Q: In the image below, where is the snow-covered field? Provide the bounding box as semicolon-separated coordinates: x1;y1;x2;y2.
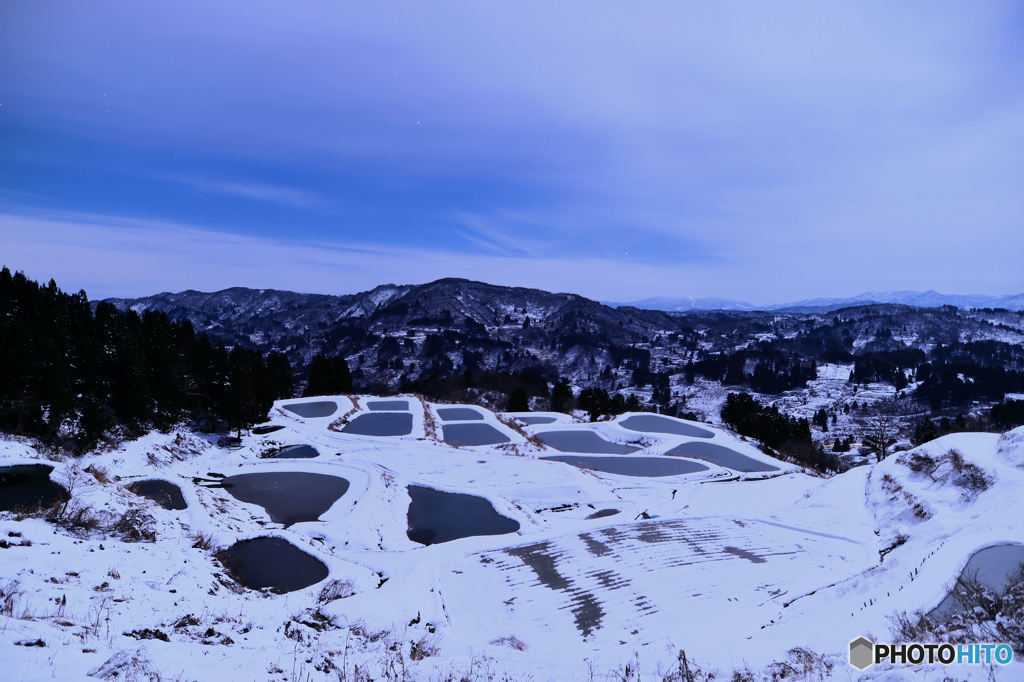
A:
1;396;1022;681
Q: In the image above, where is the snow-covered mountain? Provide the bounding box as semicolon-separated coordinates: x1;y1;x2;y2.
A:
101;280;1024;410
618;289;1024;313
607;295;758;312
774;290;1024;312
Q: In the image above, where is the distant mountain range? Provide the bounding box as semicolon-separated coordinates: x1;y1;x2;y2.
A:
614;290;1024;313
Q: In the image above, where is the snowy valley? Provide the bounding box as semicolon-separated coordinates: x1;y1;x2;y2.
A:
2;395;1022;680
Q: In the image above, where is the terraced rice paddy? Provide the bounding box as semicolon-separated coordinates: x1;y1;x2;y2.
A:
542;455;707;477
342;412;413;436
665;442;778;472
126;479;187;510
282;401;338;418
437;407;485;421
441;423;510;446
535;431;639;455
460;517;862;639
619;414;714;438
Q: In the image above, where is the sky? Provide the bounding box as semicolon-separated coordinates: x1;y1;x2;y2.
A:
1;1;1022;304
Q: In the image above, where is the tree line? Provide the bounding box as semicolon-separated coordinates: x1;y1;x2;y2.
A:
720;392;840;472
0;268;294;451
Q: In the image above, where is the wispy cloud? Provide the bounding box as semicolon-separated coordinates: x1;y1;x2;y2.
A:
162;175;332;211
1;209;1022;303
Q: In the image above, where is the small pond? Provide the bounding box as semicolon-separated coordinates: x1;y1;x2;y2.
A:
619;414;714;438
586;508;620;520
517;415;557;425
437;407;485;421
0;464;69;512
441;423;510;446
253;424;284;435
931;544;1024;618
665;442;779;472
407;485;520;545
217;472;349;527
126;480;187;510
542;455;708;478
265;444;320;459
535;430;639;455
367;399;410;411
281;401;338;418
216;537;328;593
342;413;413;437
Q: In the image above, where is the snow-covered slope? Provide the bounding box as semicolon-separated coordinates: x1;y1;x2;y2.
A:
1;404;1021;680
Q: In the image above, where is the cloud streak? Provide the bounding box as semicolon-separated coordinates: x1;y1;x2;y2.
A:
1;209;1021;304
1;2;1022;299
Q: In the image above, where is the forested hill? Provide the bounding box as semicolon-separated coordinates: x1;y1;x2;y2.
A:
0;268;293;451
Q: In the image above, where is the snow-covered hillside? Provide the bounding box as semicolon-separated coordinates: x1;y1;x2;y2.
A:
1;398;1021;680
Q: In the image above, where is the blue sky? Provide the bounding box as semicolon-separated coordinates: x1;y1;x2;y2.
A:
1;1;1022;302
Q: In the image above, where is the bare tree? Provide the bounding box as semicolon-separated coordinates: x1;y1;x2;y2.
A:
862;410;898;462
58;464;84;518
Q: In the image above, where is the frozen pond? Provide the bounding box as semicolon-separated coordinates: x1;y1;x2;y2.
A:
265;444;320;459
441;423;510;446
281;401;338;418
215;472;349;527
931;544;1024;618
437;407;484;421
342;412;413;436
518;415;557;425
126;480;187;510
216;537;328;593
619;414;714;438
366;399;409;411
665;442;778;472
252;424;284;435
0;464;68;512
407;485;520;545
543;455;708;478
535;430;639;455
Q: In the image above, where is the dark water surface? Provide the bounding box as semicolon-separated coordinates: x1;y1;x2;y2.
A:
543;455;708;477
407;485;519;545
126;479;187;510
535;431;639;454
665;442;778;472
266;444;320;459
366;400;410;411
282;401;338;418
217;537;328;593
931;544;1024;617
518;415;557;425
441;423;510;446
220;472;350;526
342;413;413;436
437;407;485;421
619;414;714;438
0;464;69;512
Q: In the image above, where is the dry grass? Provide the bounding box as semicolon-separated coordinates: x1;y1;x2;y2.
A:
328;397;362;433
84;464;110;484
191;532;215;550
420;396;439;441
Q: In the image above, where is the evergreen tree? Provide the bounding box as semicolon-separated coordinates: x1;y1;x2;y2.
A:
550;381;573;412
0;268;291;449
506;387;529;412
305;353;352;396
